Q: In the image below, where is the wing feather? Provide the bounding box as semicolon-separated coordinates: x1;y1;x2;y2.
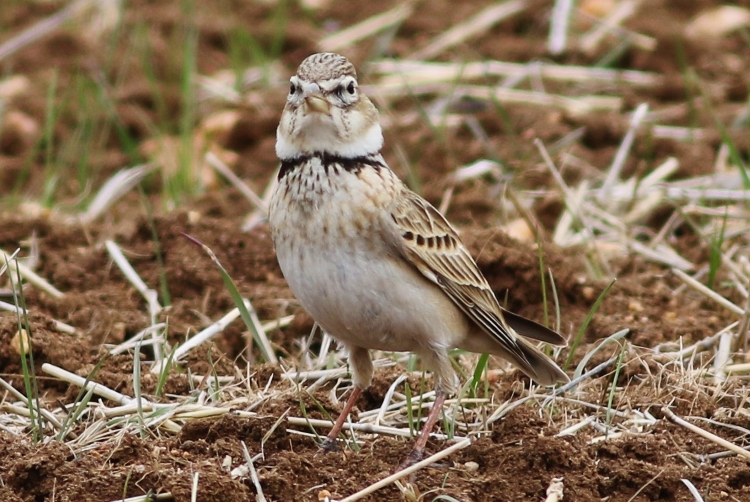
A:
391;191;535;365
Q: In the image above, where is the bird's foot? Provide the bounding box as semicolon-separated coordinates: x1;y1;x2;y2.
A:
393;448;424;473
318;437;340;454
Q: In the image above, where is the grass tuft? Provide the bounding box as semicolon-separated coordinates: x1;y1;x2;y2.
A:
8;256;43;442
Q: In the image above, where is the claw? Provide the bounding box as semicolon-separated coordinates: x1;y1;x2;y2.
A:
394;448;424;473
319;437;340;454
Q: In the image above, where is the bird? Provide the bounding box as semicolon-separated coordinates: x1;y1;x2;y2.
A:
268;52;568;470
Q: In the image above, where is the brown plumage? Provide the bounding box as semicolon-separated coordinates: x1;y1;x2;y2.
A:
269;52;568;470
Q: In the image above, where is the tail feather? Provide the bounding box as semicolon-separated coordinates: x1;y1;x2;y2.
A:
481;335;568;386
514;338;569;386
501;308;567;346
500;310;568;385
458;313;569;386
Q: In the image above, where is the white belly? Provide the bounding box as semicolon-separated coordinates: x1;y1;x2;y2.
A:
268;159;469;354
277;235;466;352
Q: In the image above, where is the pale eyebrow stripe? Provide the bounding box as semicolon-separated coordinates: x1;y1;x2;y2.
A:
316;78;348;92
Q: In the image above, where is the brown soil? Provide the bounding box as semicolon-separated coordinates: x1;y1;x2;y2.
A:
2;0;750;501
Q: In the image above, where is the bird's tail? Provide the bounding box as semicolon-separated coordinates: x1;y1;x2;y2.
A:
512;337;569;386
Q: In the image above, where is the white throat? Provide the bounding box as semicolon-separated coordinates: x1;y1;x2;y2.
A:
276;119;383;160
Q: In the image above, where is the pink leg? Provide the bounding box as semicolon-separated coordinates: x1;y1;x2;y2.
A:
396;389;447;471
320;386;363;452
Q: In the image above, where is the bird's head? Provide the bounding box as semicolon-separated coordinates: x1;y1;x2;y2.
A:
276;53;383;160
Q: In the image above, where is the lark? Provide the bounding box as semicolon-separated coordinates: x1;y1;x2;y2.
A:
269;53;568;469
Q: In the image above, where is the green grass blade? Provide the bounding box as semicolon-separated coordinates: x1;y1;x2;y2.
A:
605;341;627;432
297;397;322;443
155;345;177;397
537;233;549;327
404;383;414;438
469;353;489;399
8;256;43;441
133;340;145;438
564;278;616;371
707;210;728;291
140;189;171;306
182;233;277;363
57;356;109;441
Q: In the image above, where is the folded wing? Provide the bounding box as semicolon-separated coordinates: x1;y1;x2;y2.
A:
390;190;567;384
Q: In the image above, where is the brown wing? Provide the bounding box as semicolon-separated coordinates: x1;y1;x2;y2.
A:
389;190;569;384
390;191;548;365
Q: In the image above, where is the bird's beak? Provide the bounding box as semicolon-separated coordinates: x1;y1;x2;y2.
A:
305;95;330;114
302;83;330;115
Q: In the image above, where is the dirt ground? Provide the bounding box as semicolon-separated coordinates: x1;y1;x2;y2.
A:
1;0;750;501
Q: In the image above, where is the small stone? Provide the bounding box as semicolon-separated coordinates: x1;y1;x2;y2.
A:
685;6;750;39
0;75;31;99
230;464;250;479
465;461;479;472
222;455;232;471
10;329;30;356
111;322;127;343
628;300;643;312
504;218;534;243
582;286;596;301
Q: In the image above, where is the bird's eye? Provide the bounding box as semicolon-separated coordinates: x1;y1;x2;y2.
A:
346;81;355;94
289;83;296;95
